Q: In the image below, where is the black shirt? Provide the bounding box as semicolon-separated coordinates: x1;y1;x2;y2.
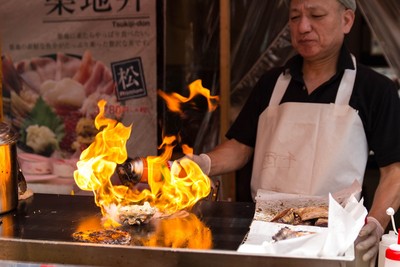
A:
226;45;400;167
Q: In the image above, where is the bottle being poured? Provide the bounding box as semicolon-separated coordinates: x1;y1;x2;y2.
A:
116;157;186;188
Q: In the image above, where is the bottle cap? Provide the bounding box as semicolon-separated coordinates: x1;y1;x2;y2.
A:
386;244;400;261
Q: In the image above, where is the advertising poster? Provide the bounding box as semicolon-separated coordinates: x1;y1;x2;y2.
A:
0;0;163;178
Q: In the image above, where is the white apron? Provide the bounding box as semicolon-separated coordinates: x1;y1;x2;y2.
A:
251;57;368;199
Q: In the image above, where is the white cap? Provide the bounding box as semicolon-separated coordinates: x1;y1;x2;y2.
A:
338;0;356;11
284;0;356;11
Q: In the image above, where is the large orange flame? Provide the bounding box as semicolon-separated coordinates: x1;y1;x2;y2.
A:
74;80;218;227
158;79;219;114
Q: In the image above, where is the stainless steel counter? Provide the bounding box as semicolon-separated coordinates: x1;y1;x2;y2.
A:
0;194;352;267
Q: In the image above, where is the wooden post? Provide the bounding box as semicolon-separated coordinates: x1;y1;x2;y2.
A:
0;39;3;122
219;0;235;201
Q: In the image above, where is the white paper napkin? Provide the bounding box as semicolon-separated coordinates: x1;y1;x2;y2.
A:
319;194;368;257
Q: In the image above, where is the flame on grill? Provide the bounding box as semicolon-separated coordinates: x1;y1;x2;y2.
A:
74;80;218;228
140;212;212;249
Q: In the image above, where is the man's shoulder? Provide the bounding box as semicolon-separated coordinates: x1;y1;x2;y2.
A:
354;63;399;99
356;63;396;85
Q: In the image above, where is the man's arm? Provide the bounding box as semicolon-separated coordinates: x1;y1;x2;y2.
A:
369;162;400;228
206;139;254;176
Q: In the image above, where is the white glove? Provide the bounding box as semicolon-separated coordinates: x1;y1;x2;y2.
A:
179;153;218;200
183;153;211;175
355;216;384;267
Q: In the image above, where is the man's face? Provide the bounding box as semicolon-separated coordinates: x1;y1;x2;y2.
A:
289;0;354;61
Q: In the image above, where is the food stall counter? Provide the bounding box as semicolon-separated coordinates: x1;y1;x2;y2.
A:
0;194;357;267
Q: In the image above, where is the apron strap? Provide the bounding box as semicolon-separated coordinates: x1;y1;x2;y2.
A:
334;55;357;105
269;71;291;106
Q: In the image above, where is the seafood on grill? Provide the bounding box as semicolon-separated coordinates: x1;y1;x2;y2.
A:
118;203;158;226
272;226;316;241
72;229;131;245
105;202;159;226
271;206;329;227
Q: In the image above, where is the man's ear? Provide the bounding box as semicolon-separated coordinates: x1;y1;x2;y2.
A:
342;9;355;34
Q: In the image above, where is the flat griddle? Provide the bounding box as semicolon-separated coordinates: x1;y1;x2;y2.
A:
0;194;353;267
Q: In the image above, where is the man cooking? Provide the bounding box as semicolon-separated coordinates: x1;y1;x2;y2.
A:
190;0;400;266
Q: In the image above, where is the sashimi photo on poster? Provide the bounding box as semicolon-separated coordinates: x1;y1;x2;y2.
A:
0;0;164;178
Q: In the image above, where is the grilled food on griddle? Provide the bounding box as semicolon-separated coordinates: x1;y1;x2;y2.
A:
272;226;316;241
72;229;131;245
271;206;328;227
118;202;158;225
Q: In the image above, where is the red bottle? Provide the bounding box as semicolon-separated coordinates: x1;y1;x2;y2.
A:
385;229;400;267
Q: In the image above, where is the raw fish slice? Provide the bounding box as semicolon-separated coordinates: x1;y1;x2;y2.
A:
99;79;115;95
73;50;94;84
2;55;23;93
84;61;107;96
55;52;82;81
29;57;57;82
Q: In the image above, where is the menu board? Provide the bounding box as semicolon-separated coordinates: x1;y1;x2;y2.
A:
0;0;163;173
